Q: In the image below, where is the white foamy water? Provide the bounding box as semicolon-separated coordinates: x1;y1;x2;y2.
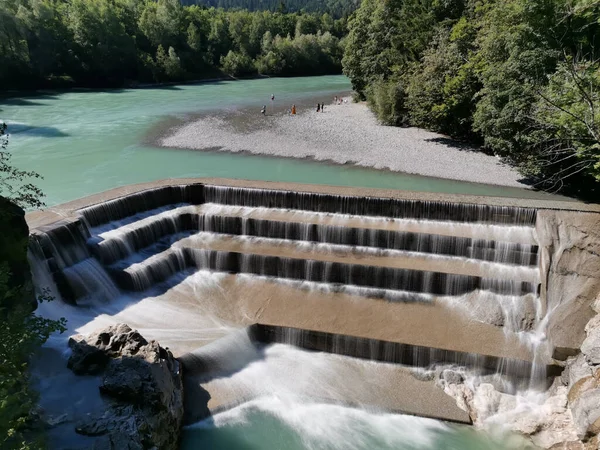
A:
177;231;540;282
182;395;535;450
35;269;236;354
199;203;539;244
28;185;555;450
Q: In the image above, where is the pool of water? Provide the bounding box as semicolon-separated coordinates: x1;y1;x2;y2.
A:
1;75;566;207
181;397;534;450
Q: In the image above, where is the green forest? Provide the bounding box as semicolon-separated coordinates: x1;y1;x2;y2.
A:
2;0;600;194
343;0;600;197
0;0;347;88
178;0;360;19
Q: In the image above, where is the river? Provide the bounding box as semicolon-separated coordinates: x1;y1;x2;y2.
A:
4;75;539;449
2;75;564;207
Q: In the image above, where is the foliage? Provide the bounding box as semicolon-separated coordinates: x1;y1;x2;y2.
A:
0;267;66;450
0;128;66;449
366;77;408;126
530;57;600;190
405;21;479;139
256;31;342;76
342;0;400;98
0;1;349;89
177;0;361;19
342;0;600;197
1;123;45;210
220;49;255;76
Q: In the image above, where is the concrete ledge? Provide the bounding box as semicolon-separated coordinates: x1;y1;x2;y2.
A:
26;177;600;230
248;324;560;381
180;327;474;425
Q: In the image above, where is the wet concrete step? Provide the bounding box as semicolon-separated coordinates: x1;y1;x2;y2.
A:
168;274;537;363
199;203;538;244
182;338;473;425
92;202;537;244
90;205;539;268
174;233;540;282
113;233;539;296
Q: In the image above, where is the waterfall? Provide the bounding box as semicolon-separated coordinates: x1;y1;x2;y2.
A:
62;258;120;305
246;324;551;384
79;184;203;227
29;183;552;391
202;185;537;225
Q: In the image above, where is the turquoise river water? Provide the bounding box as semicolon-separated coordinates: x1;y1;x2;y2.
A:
2;75;563;207
3;76;541;449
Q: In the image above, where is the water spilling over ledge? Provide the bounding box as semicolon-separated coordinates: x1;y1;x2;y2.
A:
26;178;600;436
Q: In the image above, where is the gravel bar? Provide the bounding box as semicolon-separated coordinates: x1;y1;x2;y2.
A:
159;98;529;188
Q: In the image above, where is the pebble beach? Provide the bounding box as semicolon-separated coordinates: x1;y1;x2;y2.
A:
158;98;529;188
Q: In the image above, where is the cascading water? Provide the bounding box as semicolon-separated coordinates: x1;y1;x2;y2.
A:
29;183;553;449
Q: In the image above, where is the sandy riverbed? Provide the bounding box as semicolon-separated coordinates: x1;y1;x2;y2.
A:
158;98;528;188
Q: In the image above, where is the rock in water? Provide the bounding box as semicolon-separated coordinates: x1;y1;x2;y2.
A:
67;324;183;450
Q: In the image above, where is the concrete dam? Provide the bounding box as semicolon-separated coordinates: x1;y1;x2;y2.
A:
27;179;600;431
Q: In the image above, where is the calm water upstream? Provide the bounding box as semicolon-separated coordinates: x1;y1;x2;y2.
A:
6;76;538;449
2;75;565;207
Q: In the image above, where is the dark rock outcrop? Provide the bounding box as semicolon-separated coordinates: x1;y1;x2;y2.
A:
68;324;183;450
0;196;36;311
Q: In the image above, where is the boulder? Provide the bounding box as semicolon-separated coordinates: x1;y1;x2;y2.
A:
566;354;593;389
440;369;464;385
67;335;110;375
68;324;183;450
581;316;600;365
0;196;36;311
538;211;600;354
570;387;600;440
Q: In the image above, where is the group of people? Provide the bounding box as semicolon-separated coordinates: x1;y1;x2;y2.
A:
261;93;346;116
261;93;276;115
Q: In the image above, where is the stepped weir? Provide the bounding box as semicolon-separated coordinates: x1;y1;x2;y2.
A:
27;179;600;424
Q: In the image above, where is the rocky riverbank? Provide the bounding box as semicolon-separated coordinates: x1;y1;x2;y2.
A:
67;324;184;450
436;294;600;449
158;98;529;188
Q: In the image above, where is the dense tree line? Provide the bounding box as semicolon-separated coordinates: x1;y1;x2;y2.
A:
343;0;600;197
179;0;360;19
0;0;347;89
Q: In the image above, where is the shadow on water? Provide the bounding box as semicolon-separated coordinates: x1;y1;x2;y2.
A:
7;123;69;138
0;94;61;108
1;78;230;106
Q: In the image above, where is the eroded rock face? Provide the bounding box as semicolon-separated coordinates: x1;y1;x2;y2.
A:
581;315;600;365
68;324;183;450
567;309;600;443
538;210;600;355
